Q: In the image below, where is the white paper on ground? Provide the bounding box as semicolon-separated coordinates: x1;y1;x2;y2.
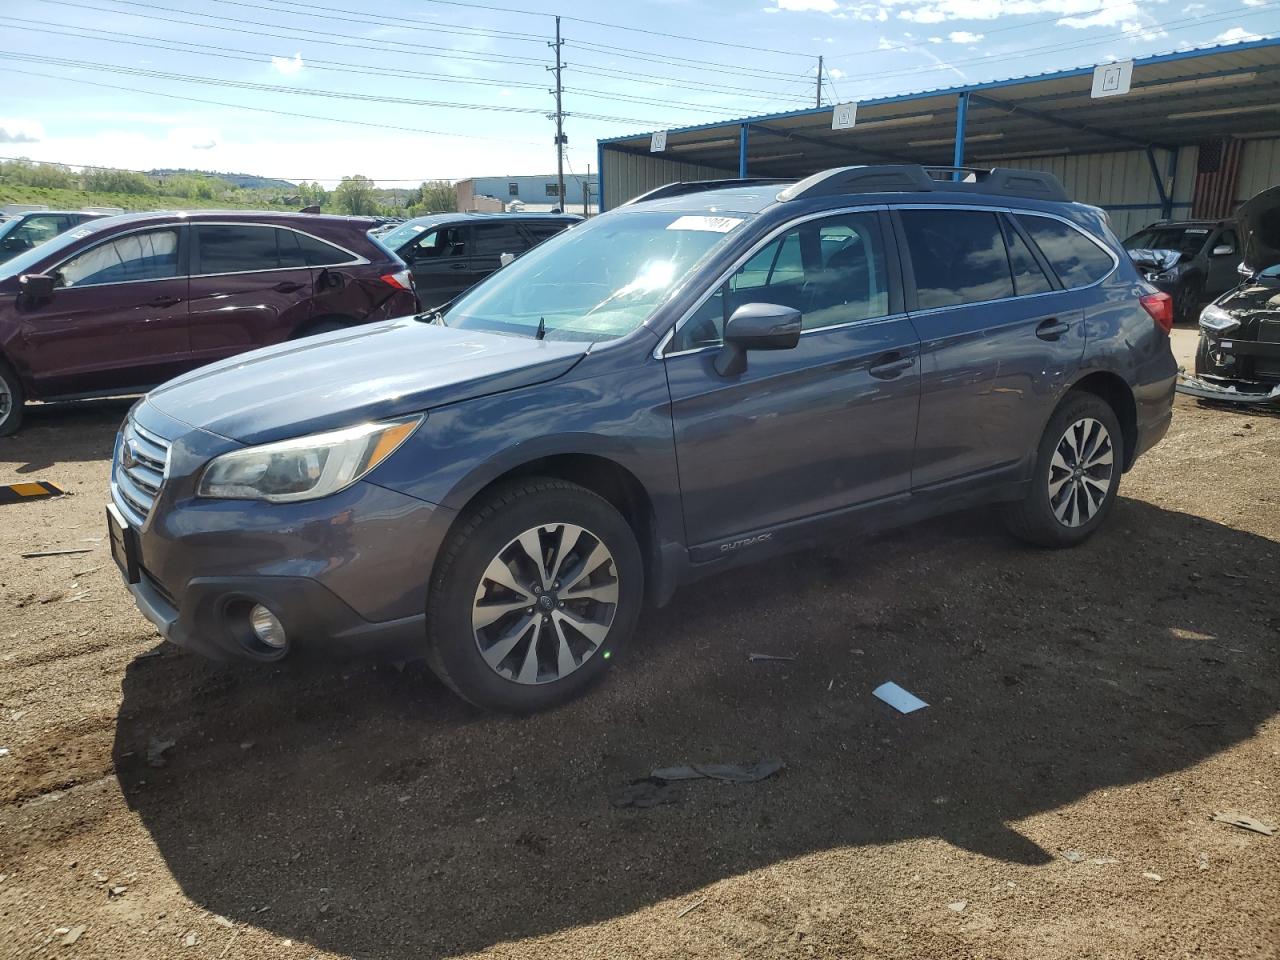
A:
873;682;929;713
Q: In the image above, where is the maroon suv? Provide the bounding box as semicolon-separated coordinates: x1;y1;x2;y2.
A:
0;211;417;434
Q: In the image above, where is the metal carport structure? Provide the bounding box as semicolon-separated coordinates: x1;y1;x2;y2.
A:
596;38;1280;237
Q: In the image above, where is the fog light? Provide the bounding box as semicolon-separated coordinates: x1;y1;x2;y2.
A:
249;604;287;650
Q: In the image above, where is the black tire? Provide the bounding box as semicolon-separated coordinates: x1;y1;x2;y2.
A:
1175;279;1203;327
425;478;644;713
1194;332;1212;377
0;359;25;437
1002;392;1125;548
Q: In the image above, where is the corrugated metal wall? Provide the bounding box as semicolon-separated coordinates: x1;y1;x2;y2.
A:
991;146;1197;239
600;139;1280;233
601;150;728;212
1236;137;1280;204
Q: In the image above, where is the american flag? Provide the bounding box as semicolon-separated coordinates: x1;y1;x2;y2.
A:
1192;138;1243;220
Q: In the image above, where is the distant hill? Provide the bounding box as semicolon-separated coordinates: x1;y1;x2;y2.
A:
147;168;297;190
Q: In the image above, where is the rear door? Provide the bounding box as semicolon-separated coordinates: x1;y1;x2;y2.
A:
469;221;531;288
18;225;190;396
402;224;471;308
664;209;921;549
187;223;316;364
898;206;1091;491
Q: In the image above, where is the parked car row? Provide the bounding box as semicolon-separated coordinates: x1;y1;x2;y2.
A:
1123;218;1242;325
0;210;580;434
102;164;1178;712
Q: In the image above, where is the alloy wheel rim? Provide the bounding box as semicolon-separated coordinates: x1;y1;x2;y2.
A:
0;378;10;421
1049;417;1114;528
472;522;619;685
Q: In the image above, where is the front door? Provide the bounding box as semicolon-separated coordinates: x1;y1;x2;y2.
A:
469;220;531;287
899;208;1094;490
664;209;921;549
18;225;189;397
404;224;471;308
186;223;316;365
1205;227;1240;297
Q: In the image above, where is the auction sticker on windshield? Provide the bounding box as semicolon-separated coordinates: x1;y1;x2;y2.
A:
667;215;744;233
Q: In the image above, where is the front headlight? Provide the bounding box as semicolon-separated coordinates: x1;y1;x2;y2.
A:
197;416;422;502
1199;303;1240;335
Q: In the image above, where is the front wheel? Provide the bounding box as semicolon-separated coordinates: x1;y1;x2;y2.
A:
425;478;644;712
1002;392;1124;547
0;360;25;436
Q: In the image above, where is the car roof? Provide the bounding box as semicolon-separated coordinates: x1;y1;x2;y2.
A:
1134;220;1227;229
398;212;583;228
70;210;382;232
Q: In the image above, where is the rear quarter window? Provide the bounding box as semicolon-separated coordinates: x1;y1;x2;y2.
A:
1016;214;1116;288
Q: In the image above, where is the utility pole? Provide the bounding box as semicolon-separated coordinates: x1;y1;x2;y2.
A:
816;55;824;108
550;16;567;211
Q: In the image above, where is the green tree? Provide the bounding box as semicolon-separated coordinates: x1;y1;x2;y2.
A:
84;168;156;195
407;180;455;214
333;175;377;215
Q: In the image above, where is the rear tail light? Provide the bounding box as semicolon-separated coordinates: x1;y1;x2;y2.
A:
380;270;413;292
1140;290;1173;334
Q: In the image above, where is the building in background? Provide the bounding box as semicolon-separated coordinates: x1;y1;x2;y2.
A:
455;174;597;216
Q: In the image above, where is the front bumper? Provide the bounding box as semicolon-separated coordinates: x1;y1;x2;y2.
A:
1176;372;1280;406
124;569;428;662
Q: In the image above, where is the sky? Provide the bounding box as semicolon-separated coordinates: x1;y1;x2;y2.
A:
0;0;1275;186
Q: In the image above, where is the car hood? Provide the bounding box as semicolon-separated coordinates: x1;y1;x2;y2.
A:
1215;277;1280;327
1127;247;1182;272
145;317;589;444
1237;184;1280;273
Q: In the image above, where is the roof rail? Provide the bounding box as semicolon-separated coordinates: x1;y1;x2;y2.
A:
622;178;794;206
777;164;1070;204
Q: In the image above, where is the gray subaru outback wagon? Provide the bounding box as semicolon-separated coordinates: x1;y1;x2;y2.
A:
108;165;1177;712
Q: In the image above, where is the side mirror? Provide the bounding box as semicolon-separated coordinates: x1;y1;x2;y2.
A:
499;252;516;267
19;273;56;305
1212;244;1235;257
1;236;28;251
714;302;801;377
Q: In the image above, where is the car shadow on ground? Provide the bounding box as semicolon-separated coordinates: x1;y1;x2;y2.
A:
0;398;135;473
112;498;1278;959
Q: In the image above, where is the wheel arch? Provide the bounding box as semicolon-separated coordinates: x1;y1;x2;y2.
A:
1064;370;1138;471
438;451;665;603
291;313;357;339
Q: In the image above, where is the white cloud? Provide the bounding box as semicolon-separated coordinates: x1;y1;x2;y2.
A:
928;35;944;42
1213;25;1263;42
271;52;304;76
167;126;222;152
0;118;44;144
828;66;847;78
768;0;839;10
1243;0;1265;6
948;29;984;42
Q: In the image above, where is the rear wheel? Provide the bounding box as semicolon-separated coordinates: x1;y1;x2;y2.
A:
0;360;25;437
1002;392;1124;547
425;478;644;712
1175;279;1204;326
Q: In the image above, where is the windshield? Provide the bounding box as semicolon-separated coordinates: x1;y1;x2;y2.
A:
0;222;99;280
1125;227;1209;258
441;210;752;341
377;219;435;251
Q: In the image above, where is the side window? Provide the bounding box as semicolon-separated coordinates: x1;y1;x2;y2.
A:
58;229;180;287
473;222;526;257
277;228;306;268
12;215;64;247
670;211;889;350
1002;217;1054;296
1016;214;1115;288
1216;229;1238;254
295;231;358;267
523;222;568;244
195;224;279;273
900;209;1015;309
410;227;466;260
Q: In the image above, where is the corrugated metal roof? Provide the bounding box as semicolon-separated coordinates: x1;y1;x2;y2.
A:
600;37;1280;177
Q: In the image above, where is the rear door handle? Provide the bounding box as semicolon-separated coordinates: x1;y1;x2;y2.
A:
449;262;467;271
273;281;306;293
868;354;915;379
1035;318;1071;340
145;296;182;308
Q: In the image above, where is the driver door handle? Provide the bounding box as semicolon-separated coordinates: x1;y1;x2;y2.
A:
449;262;467;271
145;295;182;308
273;281;306;293
869;353;915;379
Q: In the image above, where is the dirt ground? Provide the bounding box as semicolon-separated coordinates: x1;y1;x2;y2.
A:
0;328;1276;960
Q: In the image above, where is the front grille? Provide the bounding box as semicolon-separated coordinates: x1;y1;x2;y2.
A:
111;420;171;527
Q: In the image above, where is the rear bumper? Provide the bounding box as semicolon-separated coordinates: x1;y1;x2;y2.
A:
1176;372;1280;406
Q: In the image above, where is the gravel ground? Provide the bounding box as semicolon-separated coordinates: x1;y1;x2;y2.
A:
1;328;1277;960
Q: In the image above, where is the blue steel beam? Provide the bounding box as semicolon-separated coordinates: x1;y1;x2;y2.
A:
739;123;750;178
953;91;969;172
